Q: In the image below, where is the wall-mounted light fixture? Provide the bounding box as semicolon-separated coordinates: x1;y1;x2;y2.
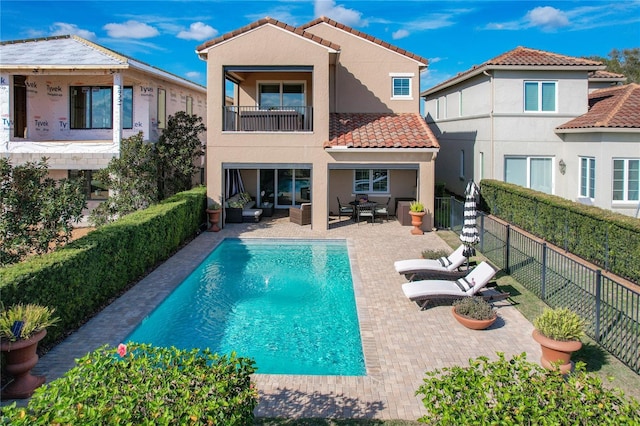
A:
559;159;566;175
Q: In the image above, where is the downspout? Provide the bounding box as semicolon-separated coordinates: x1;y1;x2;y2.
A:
483;70;494;180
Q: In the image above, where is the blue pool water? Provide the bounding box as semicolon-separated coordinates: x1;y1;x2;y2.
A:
126;238;365;376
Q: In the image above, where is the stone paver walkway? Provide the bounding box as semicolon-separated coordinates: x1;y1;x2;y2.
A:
33;214;541;420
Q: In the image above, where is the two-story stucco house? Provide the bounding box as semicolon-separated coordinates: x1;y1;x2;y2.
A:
196;17;439;231
0;35;207;204
422;47;639;217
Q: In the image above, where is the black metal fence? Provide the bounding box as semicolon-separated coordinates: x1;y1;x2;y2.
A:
435;196;640;374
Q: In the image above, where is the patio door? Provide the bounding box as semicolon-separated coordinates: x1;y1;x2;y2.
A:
259;168;311;208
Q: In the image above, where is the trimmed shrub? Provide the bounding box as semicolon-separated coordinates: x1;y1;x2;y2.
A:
1;343;257;425
0;187;207;347
416;352;640;425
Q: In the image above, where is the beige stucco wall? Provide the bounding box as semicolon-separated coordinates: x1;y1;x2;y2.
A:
204;23;436;231
304;22;423;114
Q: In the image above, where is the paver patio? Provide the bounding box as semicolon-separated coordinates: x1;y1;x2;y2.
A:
32;213;541;420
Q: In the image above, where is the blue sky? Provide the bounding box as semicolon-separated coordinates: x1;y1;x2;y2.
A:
1;0;639;89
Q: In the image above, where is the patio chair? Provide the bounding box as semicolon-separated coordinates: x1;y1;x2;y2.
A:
337;197;354;221
290;203;311;225
356;202;375;225
374;197;391;222
394;245;470;280
401;261;509;310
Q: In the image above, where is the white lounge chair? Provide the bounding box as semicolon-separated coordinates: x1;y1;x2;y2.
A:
394;245;469;280
401;261;509;309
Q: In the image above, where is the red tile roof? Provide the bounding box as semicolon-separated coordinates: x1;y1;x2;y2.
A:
423;47;604;95
589;70;627;80
487;46;602;67
325;113;439;149
300;17;428;65
196;17;341;53
557;84;640;130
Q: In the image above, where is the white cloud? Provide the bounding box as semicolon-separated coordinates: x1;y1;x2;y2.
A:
103;21;159;39
314;0;364;27
526;6;569;31
392;29;410;40
246;7;300;25
49;22;96;40
177;22;217;41
429;57;445;64
185;71;202;81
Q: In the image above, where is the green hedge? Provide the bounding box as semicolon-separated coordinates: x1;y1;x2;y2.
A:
0;187;207;347
1;343;257;425
480;180;640;283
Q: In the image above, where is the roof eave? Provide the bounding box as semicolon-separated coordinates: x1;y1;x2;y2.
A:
421;64;606;97
555;127;640;134
324;147;439;153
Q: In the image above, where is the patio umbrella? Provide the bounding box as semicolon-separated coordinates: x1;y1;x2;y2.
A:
459;181;480;268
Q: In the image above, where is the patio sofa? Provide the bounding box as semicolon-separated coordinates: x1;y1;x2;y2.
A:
225;192;263;223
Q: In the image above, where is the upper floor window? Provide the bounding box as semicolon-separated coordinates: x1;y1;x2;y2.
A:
354;169;388;193
504;156;553;194
613;159;639;202
524;81;556;112
70;86;133;130
579;157;595;198
258;82;305;109
157;88;166;129
390;73;413;99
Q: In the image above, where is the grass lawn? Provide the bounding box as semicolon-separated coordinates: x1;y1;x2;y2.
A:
437;230;640;401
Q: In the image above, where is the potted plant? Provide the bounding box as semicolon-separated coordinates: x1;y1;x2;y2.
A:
532;307;585;374
452;296;498;330
0;303;59;399
205;199;222;232
408;201;426;235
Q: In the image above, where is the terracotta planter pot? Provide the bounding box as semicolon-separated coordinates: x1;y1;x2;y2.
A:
452;307;497;330
408;211;426;235
206;209;222;232
1;329;47;399
532;329;582;374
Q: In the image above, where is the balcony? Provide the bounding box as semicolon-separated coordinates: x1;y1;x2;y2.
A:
223;106;313;132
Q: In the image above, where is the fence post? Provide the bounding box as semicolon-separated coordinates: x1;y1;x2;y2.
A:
449;195;455;229
505;224;511;274
541;242;547;300
594;269;602;342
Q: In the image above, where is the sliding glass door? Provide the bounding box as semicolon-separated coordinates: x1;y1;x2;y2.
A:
260;168;311;208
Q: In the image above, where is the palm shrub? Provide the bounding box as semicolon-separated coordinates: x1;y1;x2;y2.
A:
1;343;258;425
416;352;640;425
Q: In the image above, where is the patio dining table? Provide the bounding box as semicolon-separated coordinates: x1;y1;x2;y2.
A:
352;201;379;223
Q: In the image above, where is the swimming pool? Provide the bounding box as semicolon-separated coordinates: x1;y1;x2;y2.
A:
126;238;365;376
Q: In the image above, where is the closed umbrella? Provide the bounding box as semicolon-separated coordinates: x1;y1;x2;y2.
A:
460;181;480;268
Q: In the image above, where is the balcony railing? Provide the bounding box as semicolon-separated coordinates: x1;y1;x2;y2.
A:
223;106;313;132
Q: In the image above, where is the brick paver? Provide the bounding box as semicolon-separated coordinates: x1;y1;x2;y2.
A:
32;214;541;420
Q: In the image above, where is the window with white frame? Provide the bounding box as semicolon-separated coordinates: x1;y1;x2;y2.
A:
524;81;556;112
157;88;166;129
579;157;595;198
354;169;388;193
390;73;413;99
70;86;133;129
504;156;553;194
613;159;639;202
258;82;305;109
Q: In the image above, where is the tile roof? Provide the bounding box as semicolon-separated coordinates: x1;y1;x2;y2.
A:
557;83;640;130
300;17;428;65
196;17;341;53
423;46;604;95
325;113;439;149
589;70;627;80
486;46;602;67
